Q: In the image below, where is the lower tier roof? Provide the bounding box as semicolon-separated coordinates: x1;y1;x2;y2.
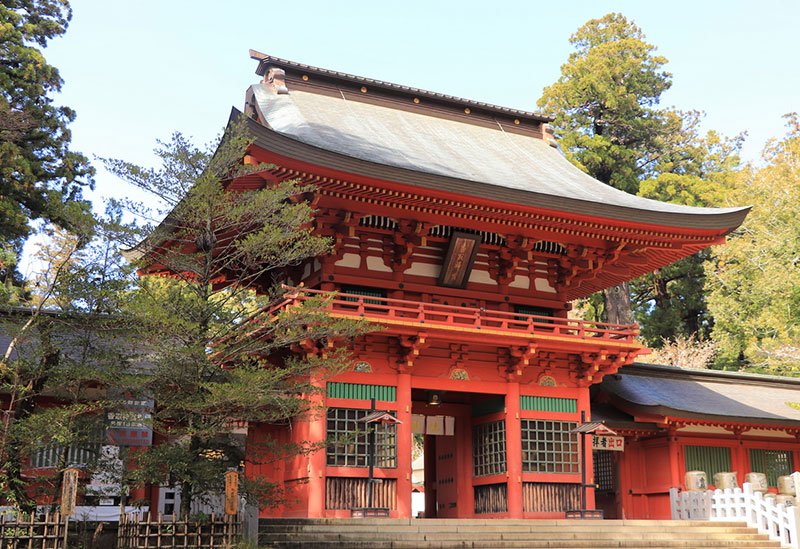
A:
600;363;800;427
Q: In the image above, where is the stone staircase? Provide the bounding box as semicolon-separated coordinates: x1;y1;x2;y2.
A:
258;518;783;548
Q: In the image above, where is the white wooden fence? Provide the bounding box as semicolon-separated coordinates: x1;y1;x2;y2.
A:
670;483;800;548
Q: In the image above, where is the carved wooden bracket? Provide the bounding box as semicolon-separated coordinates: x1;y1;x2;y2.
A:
497;343;537;379
557;243;631;288
487;235;537;286
727;425;752;437
291;338;333;359
570;349;635;387
450;343;469;369
394;333;429;373
382;220;431;272
315;209;364;262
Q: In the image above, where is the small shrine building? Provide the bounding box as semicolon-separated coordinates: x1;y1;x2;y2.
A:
593;363;800;519
230;53;751;520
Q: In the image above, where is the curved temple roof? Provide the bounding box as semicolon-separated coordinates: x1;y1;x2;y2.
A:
246;55;750;232
601;363;800;426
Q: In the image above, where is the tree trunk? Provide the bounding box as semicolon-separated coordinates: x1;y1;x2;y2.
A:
602;281;634;326
179;435;201;520
652;269;676;340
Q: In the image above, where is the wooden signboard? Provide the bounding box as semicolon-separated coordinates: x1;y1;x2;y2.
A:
225;470;238;515
61;467;80;516
592;435;624;451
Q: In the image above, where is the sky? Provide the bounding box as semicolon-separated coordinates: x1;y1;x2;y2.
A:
37;0;800;221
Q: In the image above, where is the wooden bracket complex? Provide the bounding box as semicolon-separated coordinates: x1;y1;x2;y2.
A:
487;235;538;286
497;343;538;380
394;333;429;373
570;350;635;387
383;220;431;272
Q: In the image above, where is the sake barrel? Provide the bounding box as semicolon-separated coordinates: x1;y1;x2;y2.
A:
713;471;738;490
685;471;708;491
744;472;769;492
776;494;796;506
778;475;796;495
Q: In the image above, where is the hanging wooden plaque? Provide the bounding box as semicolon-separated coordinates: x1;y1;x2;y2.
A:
225;470;239;515
61;467;80;516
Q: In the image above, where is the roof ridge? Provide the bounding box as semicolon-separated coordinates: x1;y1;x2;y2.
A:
628;361;800;386
249;50;554;123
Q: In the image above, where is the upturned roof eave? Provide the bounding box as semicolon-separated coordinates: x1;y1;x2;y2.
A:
236;109;751;233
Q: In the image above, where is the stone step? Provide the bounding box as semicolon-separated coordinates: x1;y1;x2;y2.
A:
259;522;759;532
257;518;780;549
264;532;776;543
258;518;750;527
260;540;781;549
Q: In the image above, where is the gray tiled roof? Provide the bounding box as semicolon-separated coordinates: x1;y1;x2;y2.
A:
601;363;800;425
248;80;750;231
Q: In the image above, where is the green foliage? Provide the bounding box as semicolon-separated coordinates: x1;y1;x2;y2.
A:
706;114;800;373
538;12;672;192
539;15;745;343
0;211;136;512
632;120;744;347
105;120;372;517
0;0;94;248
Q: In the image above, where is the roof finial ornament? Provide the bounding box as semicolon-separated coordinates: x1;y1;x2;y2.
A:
263;66;289;95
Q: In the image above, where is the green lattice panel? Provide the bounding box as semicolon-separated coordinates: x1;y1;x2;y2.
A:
520;396;577;413
327;382;396;402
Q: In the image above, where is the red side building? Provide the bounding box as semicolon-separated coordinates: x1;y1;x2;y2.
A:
229;53;750;520
592;363;800;519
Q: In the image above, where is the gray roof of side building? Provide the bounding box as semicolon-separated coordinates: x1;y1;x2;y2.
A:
0;308;153;373
245;54;750;232
600;363;800;426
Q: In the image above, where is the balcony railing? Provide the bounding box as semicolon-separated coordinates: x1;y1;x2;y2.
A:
280;287;640;345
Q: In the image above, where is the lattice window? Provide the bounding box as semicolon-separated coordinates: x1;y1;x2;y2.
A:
750;449;792;487
472;421;506;477
31;442;101;469
514;304;554;325
326;407;397;468
521;420;579;474
684;445;731;480
593;450;615;492
341;286;387;306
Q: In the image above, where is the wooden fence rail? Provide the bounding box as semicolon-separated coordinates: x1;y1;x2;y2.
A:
0;512;68;549
117;512;239;549
671;483;800;549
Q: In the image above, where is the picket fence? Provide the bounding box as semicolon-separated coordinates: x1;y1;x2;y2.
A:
670;483;800;548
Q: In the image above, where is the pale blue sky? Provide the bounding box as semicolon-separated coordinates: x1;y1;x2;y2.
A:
43;0;799;210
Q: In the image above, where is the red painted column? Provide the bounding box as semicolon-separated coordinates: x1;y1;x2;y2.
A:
578;389;595;510
306;375;326;517
505;381;523;518
667;430;681;489
732;436;747;480
396;373;412;517
457;409;473;517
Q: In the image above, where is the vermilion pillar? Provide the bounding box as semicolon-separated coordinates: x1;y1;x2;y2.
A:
307;376;326;517
505;381;523;518
396;373;412;517
667;429;681;489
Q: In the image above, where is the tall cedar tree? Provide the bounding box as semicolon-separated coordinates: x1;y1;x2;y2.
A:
0;216;135;513
538;13;673;326
104;120;371;518
634;113;744;347
0;0;95;299
706;114;800;373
